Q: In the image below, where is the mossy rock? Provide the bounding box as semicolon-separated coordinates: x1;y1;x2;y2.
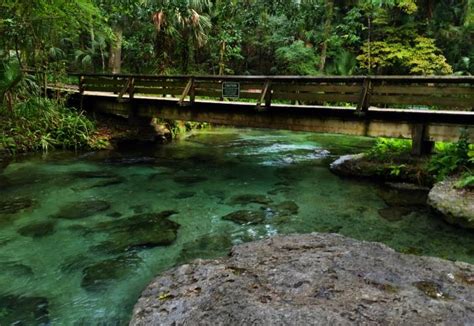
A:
81;253;142;292
428;178;474;229
0;294;49;325
222;210;266;225
54;200;110;219
228;194;272;206
17;221;56;238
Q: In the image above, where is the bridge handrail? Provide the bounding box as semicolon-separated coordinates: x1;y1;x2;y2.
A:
74;73;474;113
71;73;474;84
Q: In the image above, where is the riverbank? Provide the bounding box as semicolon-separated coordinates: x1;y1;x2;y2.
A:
330;153;474;230
130;233;474;325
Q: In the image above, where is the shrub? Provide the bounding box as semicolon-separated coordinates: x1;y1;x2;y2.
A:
428;133;471;181
0;97;96;153
366;138;412;162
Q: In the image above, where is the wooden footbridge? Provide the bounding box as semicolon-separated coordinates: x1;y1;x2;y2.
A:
69;73;474;154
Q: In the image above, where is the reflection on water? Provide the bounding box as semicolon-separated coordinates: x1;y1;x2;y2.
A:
0;128;472;325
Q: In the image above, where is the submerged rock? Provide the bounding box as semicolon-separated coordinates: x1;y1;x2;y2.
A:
60;254;92;274
130;233;474;326
428;178;474;229
96;211;180;252
0;294;49;325
173;175;208;185
178;233;233;264
107;211;123;218
72;171;118;179
377;185;428;207
0;197;35;215
378;207;412;221
228;194;272;206
174;191;196;199
81;253;142;292
72;177;124;191
1;261;34;277
222;210;265;225
54;200;110;219
273;200;299;216
261;201;300;224
17;221;56;238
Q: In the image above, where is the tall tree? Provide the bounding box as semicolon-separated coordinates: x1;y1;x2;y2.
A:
151;0;211;73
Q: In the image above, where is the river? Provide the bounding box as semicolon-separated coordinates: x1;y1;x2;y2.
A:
0;127;473;325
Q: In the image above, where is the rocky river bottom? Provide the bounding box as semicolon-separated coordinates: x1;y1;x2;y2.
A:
0;128;473;325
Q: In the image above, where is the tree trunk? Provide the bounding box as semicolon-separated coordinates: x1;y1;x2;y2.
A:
368;15;372;75
218;41;226;75
108;26;123;74
319;0;334;73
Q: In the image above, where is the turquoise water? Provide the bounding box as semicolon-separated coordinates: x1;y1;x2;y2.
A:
0;128;473;325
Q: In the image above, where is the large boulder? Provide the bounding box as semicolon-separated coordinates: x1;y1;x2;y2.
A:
130;233;474;326
428;178;474;229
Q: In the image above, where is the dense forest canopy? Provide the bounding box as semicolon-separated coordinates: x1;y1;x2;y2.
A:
0;0;473;76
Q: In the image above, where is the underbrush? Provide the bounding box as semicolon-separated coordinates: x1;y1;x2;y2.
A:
366;138;412;162
0;97;105;154
364;133;473;189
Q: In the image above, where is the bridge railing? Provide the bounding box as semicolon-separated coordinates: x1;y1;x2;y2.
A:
74;74;474;112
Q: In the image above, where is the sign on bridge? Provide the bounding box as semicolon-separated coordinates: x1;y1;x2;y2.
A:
222;82;240;99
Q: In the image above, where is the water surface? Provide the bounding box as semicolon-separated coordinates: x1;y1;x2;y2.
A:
0;128;473;325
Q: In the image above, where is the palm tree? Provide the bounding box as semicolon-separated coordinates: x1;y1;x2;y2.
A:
151;0;212;73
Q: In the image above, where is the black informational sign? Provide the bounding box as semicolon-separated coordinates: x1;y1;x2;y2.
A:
222;82;240;98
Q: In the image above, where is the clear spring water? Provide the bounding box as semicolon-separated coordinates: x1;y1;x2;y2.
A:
0;128;473;325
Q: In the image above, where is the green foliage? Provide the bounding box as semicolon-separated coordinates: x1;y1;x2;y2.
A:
275;41;319;75
0;97;96;154
357;37;453;75
389;164;407;176
455;172;474;189
428;134;471;181
366;138;412;162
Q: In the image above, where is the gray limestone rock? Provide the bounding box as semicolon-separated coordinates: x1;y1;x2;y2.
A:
130;233;474;326
428;178;474;229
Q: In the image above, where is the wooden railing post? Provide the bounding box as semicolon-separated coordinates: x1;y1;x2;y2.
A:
129;77;135;100
179;77;194;106
79;75;85;94
257;79;272;110
118;77;133;102
356;77;372;115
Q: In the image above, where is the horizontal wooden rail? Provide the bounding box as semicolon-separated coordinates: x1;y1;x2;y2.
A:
76;74;474;112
